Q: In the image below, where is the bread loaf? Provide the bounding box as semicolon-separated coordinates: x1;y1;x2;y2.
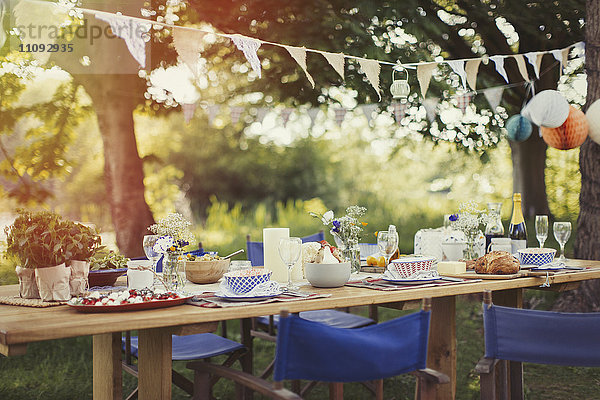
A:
474;251;520;275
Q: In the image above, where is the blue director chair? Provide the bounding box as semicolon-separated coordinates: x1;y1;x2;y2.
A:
187;298;449;399
476;289;600;399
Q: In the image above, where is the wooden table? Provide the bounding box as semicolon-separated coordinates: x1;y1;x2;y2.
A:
1;260;599;400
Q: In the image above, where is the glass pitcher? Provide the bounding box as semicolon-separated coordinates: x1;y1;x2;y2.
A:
485;202;504;252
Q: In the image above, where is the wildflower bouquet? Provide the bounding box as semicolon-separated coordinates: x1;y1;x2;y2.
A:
449;201;491;236
311;205;368;247
149;213;195;254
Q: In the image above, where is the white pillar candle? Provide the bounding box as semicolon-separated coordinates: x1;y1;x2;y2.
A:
263;228;289;283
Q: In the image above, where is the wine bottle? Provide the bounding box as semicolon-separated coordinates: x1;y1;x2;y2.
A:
508;193;527;253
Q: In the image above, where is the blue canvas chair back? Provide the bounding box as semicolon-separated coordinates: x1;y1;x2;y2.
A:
483;303;600;367
246;231;325;267
273;310;430;383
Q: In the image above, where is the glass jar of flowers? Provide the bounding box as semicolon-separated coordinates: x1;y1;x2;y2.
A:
149;213;195;291
449;201;491;260
311;206;367;273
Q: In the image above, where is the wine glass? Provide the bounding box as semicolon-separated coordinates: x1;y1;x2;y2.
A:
377;230;398;267
278;237;302;290
143;235;160;273
553;222;572;261
535;215;549;248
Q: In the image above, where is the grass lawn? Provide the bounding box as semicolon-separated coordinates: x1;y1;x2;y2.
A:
1;295;600;399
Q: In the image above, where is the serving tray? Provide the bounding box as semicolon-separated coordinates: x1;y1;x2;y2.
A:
67;295;192;313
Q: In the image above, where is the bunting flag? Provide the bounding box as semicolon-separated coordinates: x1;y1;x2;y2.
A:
551;49;564;74
207;105;220;125
358;58;382;101
230;34;262;78
513;54;530;82
334;108;347;126
447;60;467;91
423;98;439;123
456;93;474;113
417;63;437;98
172;27;205;75
230;106;244;124
256;107;268;123
284;46;315;88
96;12;150;68
13;0;69;63
465;59;481;91
307;108;320;127
182;103;197;123
392;102;409;124
525;52;543;79
361;104;379;124
483;87;504;110
322;52;345;79
281;108;293;127
490;56;509;83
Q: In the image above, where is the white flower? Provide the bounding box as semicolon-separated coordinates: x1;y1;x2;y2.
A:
153;236;175;254
321;210;334;225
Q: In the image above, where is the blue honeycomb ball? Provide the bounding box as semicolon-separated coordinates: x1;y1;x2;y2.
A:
506;114;533;142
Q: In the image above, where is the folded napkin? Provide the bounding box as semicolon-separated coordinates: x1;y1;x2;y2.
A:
383;269;441;280
531;261;566;270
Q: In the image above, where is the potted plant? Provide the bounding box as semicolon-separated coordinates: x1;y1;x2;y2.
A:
65;221;102;296
4;209;72;301
88;249;129;287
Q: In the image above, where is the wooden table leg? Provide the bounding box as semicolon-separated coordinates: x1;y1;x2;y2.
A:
493;288;524;400
240;318;254;399
138;328;173;400
93;332;122;400
425;295;456;400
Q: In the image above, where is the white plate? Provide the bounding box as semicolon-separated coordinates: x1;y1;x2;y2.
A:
214;292;282;302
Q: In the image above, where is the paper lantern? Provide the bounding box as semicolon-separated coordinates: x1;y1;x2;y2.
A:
585;99;600;145
521;90;570;128
506;114;532;142
541;106;589;150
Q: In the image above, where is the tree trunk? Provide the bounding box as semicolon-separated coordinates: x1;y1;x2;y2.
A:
553;0;600;312
73;75;154;258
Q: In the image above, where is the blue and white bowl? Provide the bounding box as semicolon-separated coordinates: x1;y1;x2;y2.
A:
518;248;556;266
224;269;272;294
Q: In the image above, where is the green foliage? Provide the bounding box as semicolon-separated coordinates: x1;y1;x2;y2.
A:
88;249;129;271
545;147;581;219
65;221;102;261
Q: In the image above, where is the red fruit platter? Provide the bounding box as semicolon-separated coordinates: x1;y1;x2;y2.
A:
67;289;193;313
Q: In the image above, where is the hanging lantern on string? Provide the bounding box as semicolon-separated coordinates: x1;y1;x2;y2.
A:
585;99;600;145
506;114;533;142
541;106;589;150
390;66;410;100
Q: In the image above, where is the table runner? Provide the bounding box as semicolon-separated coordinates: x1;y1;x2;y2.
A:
187;292;331;307
345;278;481;291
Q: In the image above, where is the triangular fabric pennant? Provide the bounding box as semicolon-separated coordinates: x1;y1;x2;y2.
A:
361;104;378;124
456;93;474;113
307;108;320;127
551;49;565;74
230;106;244;124
358;58;382;101
334;108;347;126
284;46;315;88
256;108;268;123
207;105;220;125
465;59;481;91
96;13;151;69
13;0;69;64
417;63;437;98
447;60;468;90
230;34;262;78
392;102;409;124
490;56;509;83
423;98;439;123
524;52;542;79
513;54;530;82
562;47;570;67
172;27;205;75
182;103;197;123
483;87;504;110
281;108;293;127
321;52;345;80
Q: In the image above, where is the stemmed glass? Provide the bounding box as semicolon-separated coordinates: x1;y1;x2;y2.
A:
553;222;572;261
278;237;302;290
143;235;160;273
377;230;398;267
535;215;549;248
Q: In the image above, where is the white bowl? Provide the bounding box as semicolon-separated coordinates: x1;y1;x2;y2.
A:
304;262;351;288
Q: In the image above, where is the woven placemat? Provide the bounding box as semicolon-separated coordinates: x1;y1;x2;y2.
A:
0;296;68;307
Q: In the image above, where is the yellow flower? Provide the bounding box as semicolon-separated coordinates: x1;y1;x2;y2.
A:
362;222;368;226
